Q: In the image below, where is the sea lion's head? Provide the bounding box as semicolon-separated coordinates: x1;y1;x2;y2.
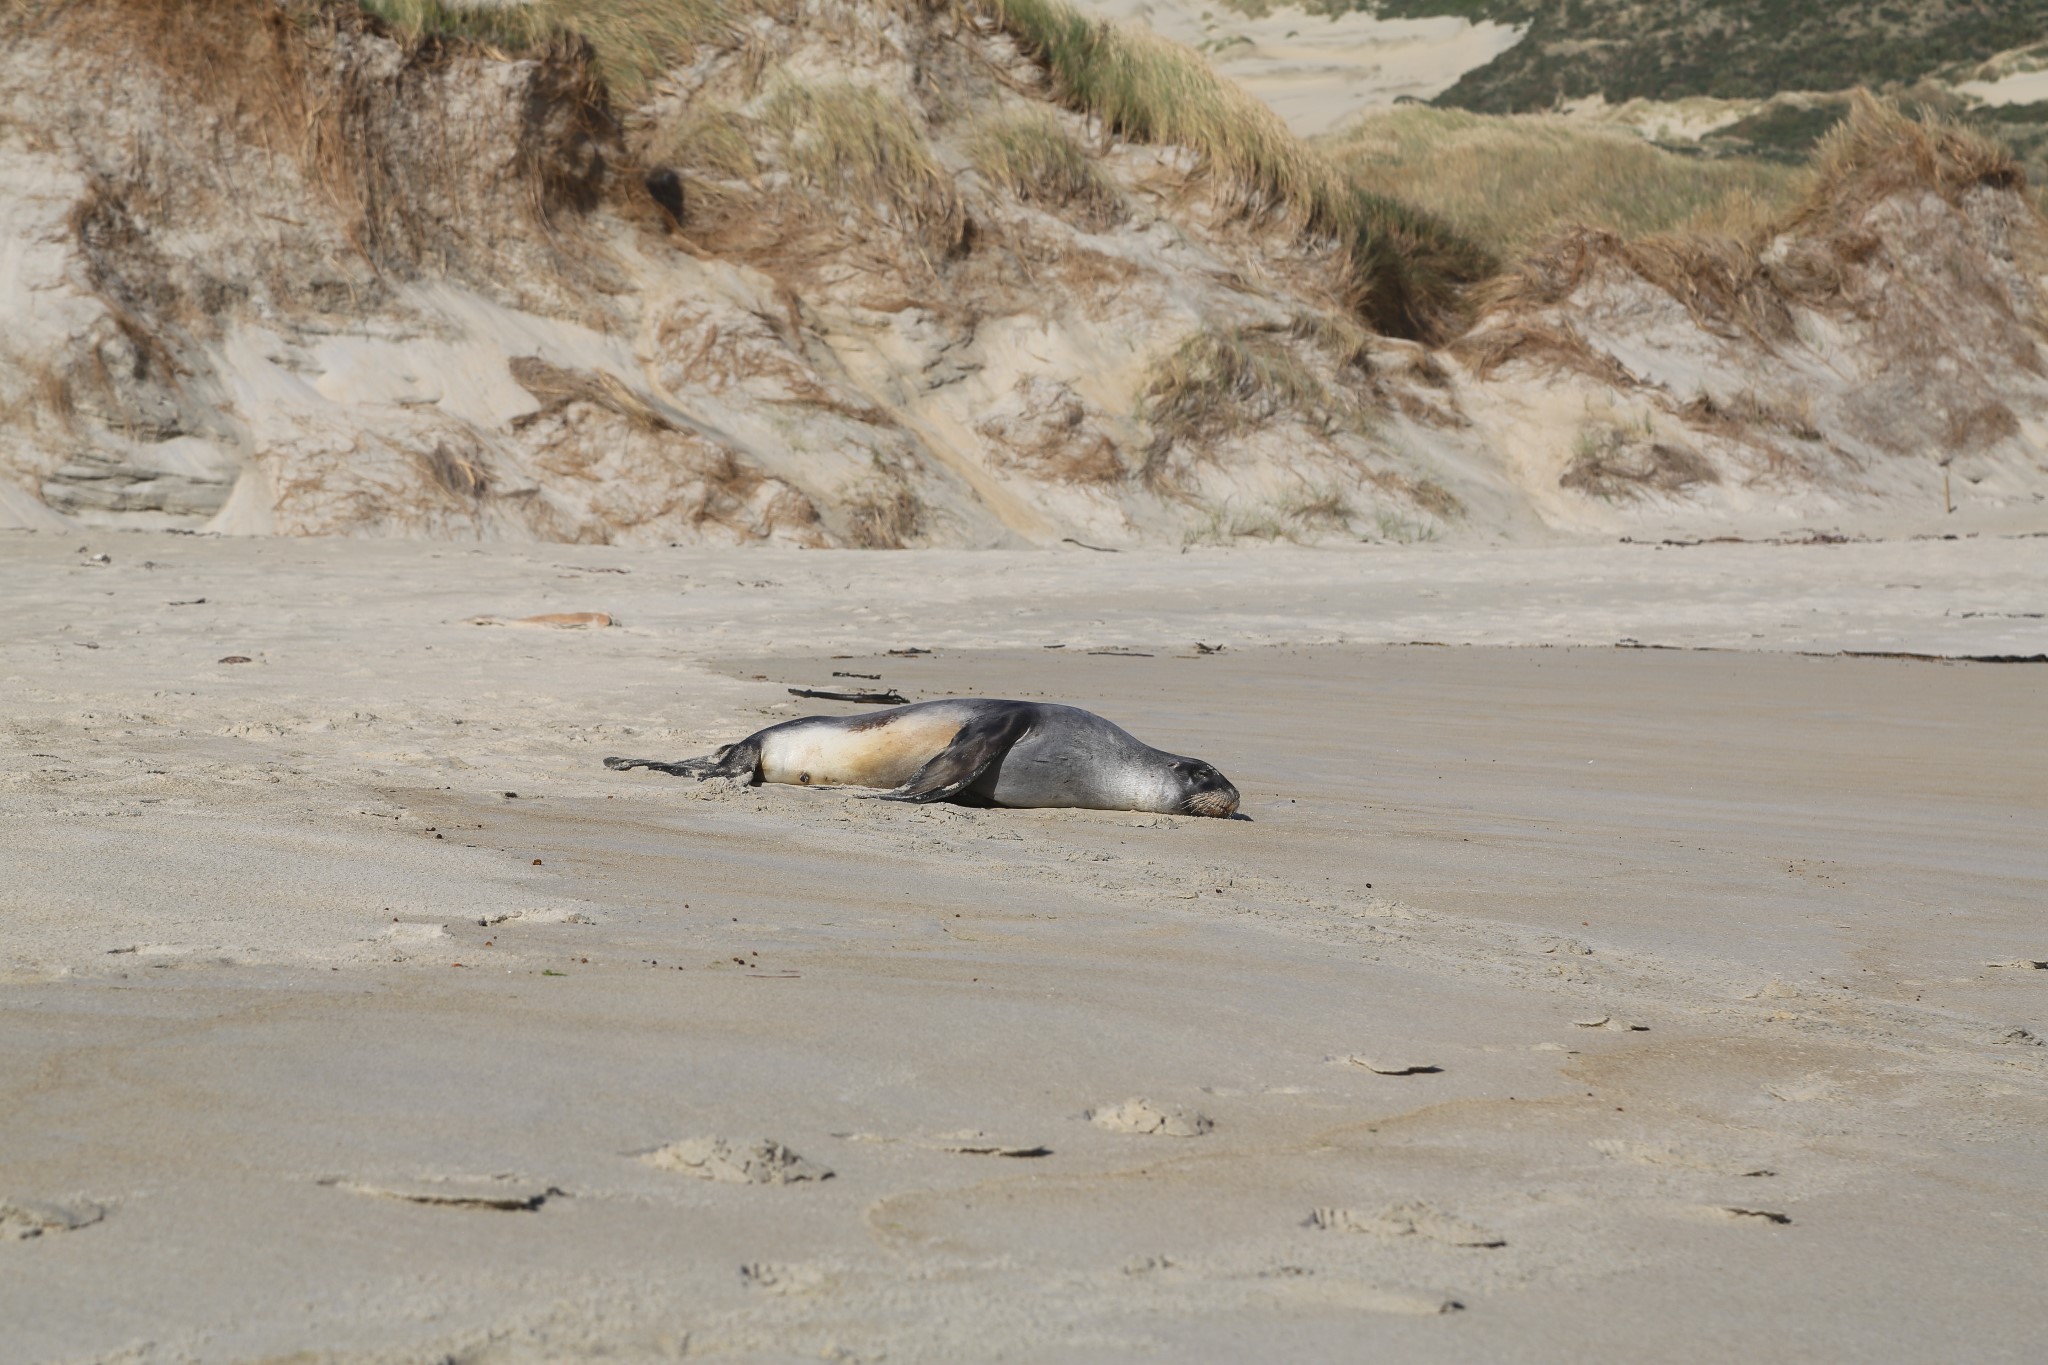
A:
1166;756;1240;818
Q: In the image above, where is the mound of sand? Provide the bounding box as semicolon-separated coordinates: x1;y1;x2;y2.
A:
1;5;2043;546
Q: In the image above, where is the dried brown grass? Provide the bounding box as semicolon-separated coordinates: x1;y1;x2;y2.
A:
420;439;491;498
1143;326;1360;471
1450;316;1638;386
35;0;613;271
844;484;925;548
646;102;758;209
1560;421;1720;500
964;106;1123;229
1792;90;2024;232
358;0;738;96
508;356;676;433
760;80;964;256
1478;93;2034;364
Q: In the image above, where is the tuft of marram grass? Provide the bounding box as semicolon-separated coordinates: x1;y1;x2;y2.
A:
648;103;758;188
986;0;1314;216
965;106;1121;226
1322;105;1804;260
761;80;961;243
1143;325;1365;484
1794;89;2023;228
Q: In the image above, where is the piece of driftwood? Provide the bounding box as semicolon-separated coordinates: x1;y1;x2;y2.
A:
788;687;909;705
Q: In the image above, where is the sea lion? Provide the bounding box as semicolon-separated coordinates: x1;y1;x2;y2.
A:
604;698;1240;817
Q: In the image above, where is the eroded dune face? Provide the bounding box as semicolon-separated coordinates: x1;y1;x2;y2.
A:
1;2;2043;547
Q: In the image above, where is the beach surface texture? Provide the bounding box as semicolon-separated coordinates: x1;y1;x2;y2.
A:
3;530;2046;1361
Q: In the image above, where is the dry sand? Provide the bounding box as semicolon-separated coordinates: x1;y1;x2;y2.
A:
3;529;2047;1361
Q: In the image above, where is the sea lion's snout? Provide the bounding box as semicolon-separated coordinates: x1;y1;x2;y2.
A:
1174;761;1240;818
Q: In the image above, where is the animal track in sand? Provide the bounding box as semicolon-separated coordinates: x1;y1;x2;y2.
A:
642;1137;832;1184
477;908;591;926
1309;1202;1506;1247
1592;1139;1776;1177
320;1175;560;1211
836;1130;1052;1157
465;612;614;629
739;1261;833;1294
1763;1075;1836;1102
1270;1280;1465;1314
1089;1099;1212;1137
1;1198;104;1240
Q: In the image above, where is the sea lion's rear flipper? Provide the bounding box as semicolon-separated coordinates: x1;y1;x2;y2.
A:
872;708;1032;804
603;756;707;777
603;741;760;782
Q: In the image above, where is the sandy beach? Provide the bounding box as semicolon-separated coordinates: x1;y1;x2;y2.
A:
2;529;2045;1361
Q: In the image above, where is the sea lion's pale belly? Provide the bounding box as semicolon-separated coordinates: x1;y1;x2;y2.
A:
758;710;967;789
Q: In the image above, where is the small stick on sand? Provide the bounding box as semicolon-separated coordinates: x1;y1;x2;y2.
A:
788;687;908;704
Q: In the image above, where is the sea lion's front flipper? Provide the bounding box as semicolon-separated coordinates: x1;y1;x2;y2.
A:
872;708;1032;804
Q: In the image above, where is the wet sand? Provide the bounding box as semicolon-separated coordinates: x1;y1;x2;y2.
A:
3;532;2046;1361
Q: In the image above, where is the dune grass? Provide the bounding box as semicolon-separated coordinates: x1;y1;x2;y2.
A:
1795;90;2022;224
347;0;1501;337
981;0;1493;340
358;0;736;94
760;80;960;240
648;102;758;186
964;106;1120;224
1144;326;1363;474
985;0;1316;215
1323;106;1804;260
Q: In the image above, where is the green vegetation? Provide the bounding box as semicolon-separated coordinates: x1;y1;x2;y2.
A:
1352;2;2048;113
985;0;1318;214
1982;108;2048;200
1324;107;1803;258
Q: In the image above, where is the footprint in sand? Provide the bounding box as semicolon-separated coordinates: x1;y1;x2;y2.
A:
1;1198;104;1241
739;1261;832;1294
479;908;591;926
1592;1139;1776;1177
641;1137;832;1184
1273;1279;1465;1314
1309;1202;1505;1248
319;1175;559;1211
1089;1099;1212;1137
